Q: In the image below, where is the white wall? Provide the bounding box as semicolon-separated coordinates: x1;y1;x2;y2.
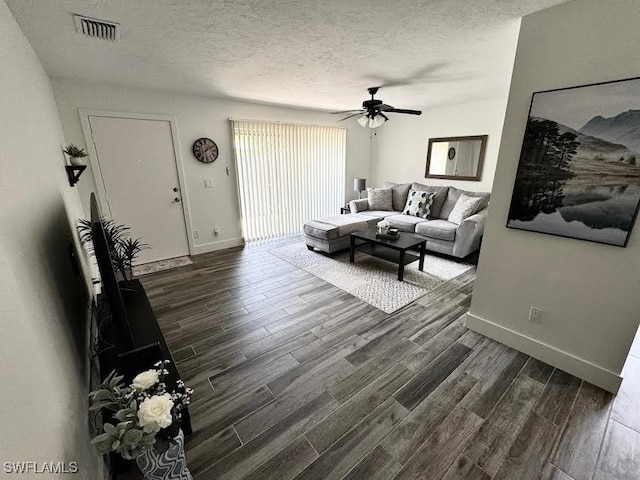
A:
0;1;102;478
52;79;372;253
467;0;640;393
370;17;520;193
371;97;511;193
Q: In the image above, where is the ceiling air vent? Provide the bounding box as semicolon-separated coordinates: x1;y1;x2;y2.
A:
74;14;121;41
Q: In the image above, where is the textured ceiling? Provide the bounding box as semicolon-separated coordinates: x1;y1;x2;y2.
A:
7;0;566;111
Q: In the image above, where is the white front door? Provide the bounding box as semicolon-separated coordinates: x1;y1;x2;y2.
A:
88;115;189;264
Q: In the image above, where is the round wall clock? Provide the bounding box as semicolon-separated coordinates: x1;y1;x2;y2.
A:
192;138;219;163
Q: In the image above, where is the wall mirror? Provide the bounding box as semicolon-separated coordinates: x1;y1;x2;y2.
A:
425;135;488;181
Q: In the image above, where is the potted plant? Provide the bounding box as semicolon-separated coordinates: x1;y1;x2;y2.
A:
89;361;194;480
78;218;149;280
63;144;89;166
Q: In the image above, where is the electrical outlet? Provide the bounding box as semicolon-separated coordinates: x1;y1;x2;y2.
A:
193;230;199;239
213;227;220;236
529;306;543;324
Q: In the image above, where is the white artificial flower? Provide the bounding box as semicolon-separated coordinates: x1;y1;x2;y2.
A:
137;394;174;433
131;369;160;390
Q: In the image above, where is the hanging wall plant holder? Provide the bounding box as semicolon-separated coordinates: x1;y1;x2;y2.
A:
66;165;87;187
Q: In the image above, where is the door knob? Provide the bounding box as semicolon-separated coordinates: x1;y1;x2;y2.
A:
174;197;180;203
173;187;179;192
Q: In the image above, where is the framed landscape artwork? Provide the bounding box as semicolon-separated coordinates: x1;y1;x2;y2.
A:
507;77;640;247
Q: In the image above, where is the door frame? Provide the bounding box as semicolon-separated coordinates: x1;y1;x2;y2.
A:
79;109;195;257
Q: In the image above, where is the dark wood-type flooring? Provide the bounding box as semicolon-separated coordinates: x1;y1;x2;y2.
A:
139;237;640;480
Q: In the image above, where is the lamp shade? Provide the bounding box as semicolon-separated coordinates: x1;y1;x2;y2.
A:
370;115;386;128
354;178;366;192
357;115;369;128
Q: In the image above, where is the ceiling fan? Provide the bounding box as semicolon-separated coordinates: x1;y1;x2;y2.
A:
333;87;422;129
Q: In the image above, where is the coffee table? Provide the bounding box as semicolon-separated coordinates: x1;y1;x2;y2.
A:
349;227;427;281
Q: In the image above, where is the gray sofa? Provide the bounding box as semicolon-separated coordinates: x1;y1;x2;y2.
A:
347;182;490;258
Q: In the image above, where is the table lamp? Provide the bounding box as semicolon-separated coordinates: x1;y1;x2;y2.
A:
354;178;366;199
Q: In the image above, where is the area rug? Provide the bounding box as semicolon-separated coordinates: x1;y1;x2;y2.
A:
269;243;474;314
132;256;193;277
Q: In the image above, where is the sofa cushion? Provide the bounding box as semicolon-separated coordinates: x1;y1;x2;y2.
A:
382;182;412;211
402;189;436;219
416;219;458;242
386;214;429;233
411;183;449;218
367;187;393;211
448;193;483;225
438;187;490;220
357;210;401;219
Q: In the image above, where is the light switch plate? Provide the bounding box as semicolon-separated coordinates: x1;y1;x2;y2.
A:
204;178;213;188
529;306;543;324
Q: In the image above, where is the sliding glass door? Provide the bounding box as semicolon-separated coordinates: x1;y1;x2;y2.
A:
231;120;346;242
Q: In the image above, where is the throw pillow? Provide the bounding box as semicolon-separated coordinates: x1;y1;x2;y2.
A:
367;188;394;211
410;183;449;218
403;189;436;219
448;192;483;225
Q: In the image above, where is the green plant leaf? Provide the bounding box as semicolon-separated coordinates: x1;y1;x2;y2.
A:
91;433;112;444
140;434;156;446
91;390;111;401
64;144;88;157
124;429;143;445
115;409;130;422
95;443;113;455
89;400;116;411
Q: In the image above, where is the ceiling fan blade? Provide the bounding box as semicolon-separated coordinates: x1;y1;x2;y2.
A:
377;104;395;111
371;62;450;88
385;108;422;115
379;112;389;121
339;112;365;121
331;109;364;115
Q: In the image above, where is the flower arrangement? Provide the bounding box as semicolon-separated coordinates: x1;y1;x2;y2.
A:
376;219;390;233
89;361;193;460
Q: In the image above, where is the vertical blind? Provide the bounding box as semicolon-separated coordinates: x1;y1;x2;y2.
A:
231;120;346;242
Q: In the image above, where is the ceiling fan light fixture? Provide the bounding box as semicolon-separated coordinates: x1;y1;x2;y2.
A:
369;115;386;129
357;115;369;128
335;87;420;128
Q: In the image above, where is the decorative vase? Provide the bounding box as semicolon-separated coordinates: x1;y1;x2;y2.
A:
69;156;85;166
135;429;192;480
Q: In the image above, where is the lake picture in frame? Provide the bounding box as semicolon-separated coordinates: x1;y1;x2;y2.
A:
507;77;640;247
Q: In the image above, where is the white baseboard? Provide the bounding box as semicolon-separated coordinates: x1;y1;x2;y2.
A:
464;312;622;393
192;237;245;255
